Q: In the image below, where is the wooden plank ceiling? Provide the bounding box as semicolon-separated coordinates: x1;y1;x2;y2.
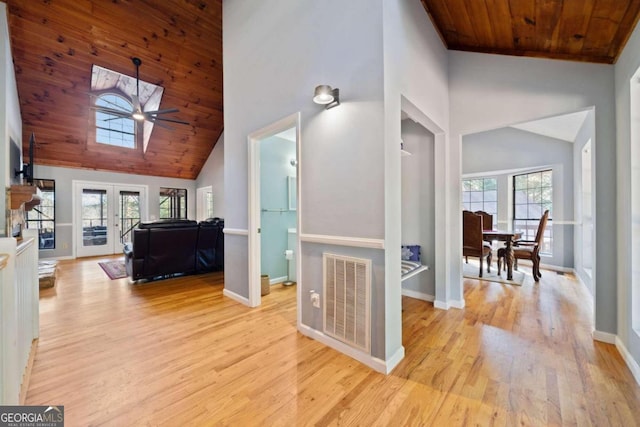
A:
5;0;222;180
420;0;640;64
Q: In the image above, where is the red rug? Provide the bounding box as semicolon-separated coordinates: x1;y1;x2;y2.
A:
98;260;127;280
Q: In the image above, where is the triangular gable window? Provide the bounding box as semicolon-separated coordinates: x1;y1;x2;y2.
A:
90;64;164;152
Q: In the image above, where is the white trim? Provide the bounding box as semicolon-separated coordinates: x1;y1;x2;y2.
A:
615;337;640;386
223;228;249;236
300;233;385;249
450;299;465;309
401;264;429;282
593;330;617;344
222;288;250;306
248;112;301;309
269;276;288;285
298;324;404;374
401;288;434;302
433;300;449;310
385;346;406;374
39;255;74;261
434;299;465;310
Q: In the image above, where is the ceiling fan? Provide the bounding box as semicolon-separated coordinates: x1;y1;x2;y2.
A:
91;57;189;129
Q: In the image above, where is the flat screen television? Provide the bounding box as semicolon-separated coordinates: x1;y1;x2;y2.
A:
13;132;35;185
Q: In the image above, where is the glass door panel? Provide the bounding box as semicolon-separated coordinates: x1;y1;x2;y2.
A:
82;189;109;248
119;190;141;246
75;181;147;258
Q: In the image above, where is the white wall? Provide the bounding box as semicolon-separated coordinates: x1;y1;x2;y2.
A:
462;126;575;269
573;110;595;295
449;51;617;335
196;132;224;219
0;3;22;236
34;165;196;259
614;14;640;381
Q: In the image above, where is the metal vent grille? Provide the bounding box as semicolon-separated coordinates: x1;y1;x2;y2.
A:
323;253;371;353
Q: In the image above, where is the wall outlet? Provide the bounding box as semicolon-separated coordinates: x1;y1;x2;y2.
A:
62;242;68;249
310;291;320;308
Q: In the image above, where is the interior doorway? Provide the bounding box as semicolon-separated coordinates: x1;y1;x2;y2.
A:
73;181;147;258
248;113;301;312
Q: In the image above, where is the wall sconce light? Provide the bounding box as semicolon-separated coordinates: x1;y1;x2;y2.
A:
313;85;340;109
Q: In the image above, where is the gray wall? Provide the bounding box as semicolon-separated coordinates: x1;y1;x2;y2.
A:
195;132;224;219
224;0;387;359
401;119;435;297
34;164;196;259
614;10;640;378
462;126;575;269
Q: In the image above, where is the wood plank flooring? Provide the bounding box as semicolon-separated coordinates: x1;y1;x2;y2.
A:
26;257;640;426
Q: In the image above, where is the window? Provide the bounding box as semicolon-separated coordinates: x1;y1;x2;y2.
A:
95;93;136;149
26;179;55;249
160;188;187;219
513;170;553;254
205;191;214;219
462;178;497;215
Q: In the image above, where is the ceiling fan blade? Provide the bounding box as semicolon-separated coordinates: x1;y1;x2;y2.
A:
89;94;131;113
150;116;190;125
147;117;175;130
91;106;132;118
144;107;180;115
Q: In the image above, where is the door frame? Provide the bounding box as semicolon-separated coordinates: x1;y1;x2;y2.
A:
248;112;301;314
72;180;148;258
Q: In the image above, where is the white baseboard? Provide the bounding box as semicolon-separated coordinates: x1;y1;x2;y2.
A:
593;330;617;344
450;299;465;309
401;288;434;302
433;300;449;310
298;324;404;374
269;275;288;285
433;298;465;310
223;288;250;306
615;337;640;386
39;255;74;261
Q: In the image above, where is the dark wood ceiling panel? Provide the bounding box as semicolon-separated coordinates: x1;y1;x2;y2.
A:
421;0;640;64
5;0;223;180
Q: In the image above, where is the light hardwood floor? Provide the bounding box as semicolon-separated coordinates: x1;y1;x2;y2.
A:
27;257;640;426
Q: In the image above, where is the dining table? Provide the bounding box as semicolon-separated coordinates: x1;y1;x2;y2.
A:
482;229;523;280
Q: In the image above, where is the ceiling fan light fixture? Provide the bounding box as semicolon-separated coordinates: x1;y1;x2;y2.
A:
132;110;145;121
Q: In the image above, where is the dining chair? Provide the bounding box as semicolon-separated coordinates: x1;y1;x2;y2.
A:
497;210;549;281
474;211;493;231
475;210;494;246
462;210;492;277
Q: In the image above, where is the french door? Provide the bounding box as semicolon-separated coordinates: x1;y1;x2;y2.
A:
74;181;147;257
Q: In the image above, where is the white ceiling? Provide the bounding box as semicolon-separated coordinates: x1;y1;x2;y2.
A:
509;110;590;143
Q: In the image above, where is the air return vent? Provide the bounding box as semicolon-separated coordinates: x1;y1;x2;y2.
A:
323;253;371;353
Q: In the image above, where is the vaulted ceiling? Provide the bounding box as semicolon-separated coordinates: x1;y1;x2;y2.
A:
5;0;222;180
420;0;640;64
5;1;640;181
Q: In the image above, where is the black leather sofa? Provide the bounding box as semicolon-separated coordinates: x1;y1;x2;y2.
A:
123;218;224;281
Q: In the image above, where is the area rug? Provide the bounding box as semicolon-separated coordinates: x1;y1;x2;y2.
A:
98;259;127;280
463;261;525;286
